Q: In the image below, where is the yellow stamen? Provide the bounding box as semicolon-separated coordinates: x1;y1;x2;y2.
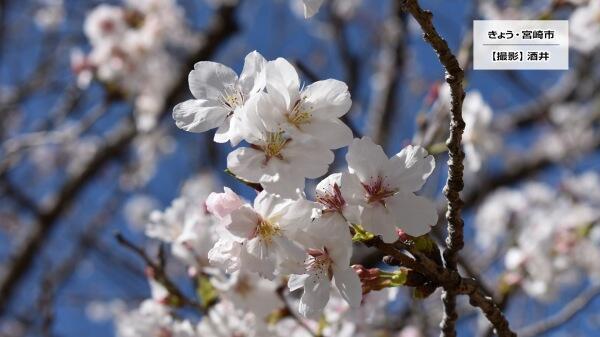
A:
262;132;288;159
256;218;281;243
288;98;312;127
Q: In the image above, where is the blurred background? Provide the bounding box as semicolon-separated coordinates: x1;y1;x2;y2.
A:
0;0;599;336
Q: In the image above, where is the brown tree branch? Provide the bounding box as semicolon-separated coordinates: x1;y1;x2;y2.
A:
398;1;467;335
363;236;516;337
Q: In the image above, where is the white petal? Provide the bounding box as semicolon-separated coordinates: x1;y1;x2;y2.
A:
240;241;276;280
280;198;318;232
189;61;238;101
340;172;366;206
213;116;241;145
300;118;353;149
288;274;310;292
227;205;260;238
227;147;268;183
238;92;285;144
333;267;362;308
260;172;305;198
273;236;307;275
360;204;398;243
266;58;300;109
253;191;290;219
346;137;388;182
282;140;334;179
302;79;351;118
298;272;331;318
386;192;438;237
386;145;435;192
316;173;343;195
172;99;228;133
238;50;267;94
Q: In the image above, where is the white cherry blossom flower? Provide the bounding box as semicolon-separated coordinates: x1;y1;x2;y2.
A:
340;137;437;242
311;173;358;236
146;196;218;270
212;271;283;319
227;92;334;197
115;300;195;337
208;228;249;274
206;186;246;219
288;226;361;318
264;58;353;149
173;51;267;145
81;0;198;131
476;173;600;300
84;5;127;46
34;0;64;31
197;301;271;337
462;91;499;171
124;194;160;231
570;0;600;53
214;191;307;279
437;85;498;171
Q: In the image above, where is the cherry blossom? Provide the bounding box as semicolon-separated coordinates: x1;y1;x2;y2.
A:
205;186;245;219
437;84;499;171
264;58;353;149
210;190;307;279
476;172;600;299
462;91;499;171
340;137;438;242
115;300;195;337
570;0;600;54
212;270;283;319
173;51;266;145
78;0;197;131
227;92;334;197
146;196;219;269
288;223;361;318
34;0;64;31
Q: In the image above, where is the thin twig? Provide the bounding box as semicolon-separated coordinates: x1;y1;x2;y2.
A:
518;283;600;337
114;233;206;314
366;1;407;147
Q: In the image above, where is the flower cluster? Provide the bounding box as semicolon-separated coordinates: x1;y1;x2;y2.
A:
173;51;353;197
74;0;198;131
475;171;600;300
175;52;438;315
110;166;432;336
105;52;439;336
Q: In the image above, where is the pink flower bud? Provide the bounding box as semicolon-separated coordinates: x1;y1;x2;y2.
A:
205;187;244;218
397;229;411;242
